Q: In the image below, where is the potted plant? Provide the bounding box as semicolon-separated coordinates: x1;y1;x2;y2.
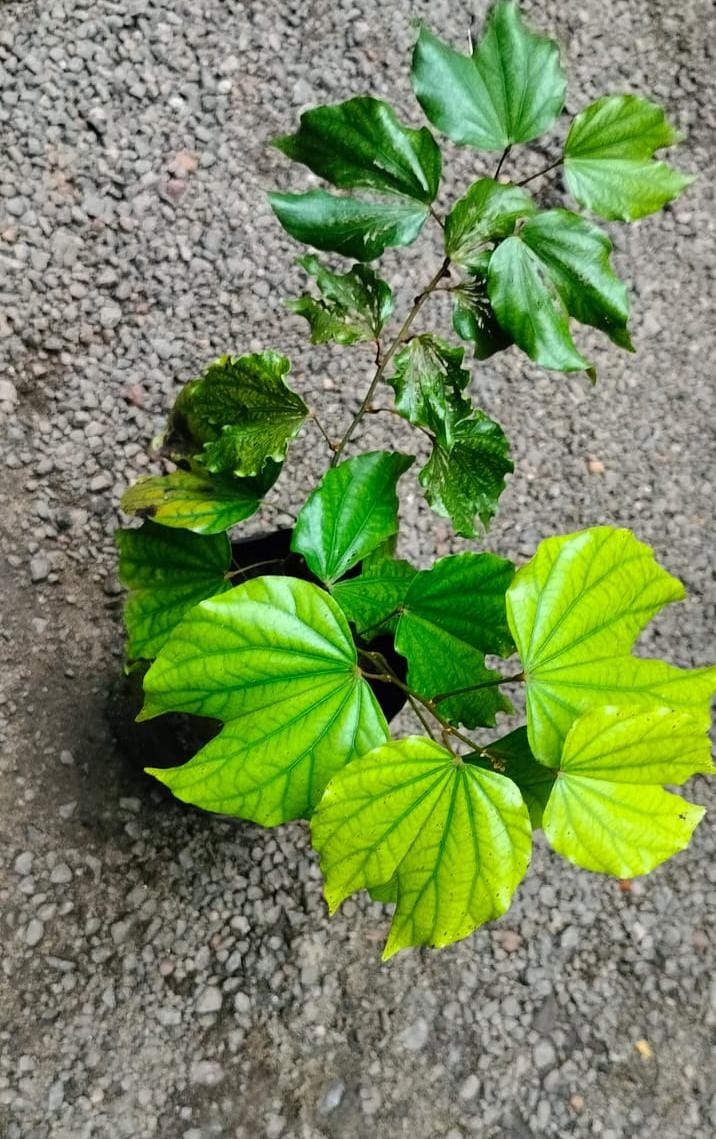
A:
115;2;714;960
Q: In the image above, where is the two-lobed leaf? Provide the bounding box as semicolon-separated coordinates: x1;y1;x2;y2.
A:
268;190;429;262
311;736;532;957
420;410;513;538
288;255;393;345
387;335;471;439
142;577;389;825
445;178;536;271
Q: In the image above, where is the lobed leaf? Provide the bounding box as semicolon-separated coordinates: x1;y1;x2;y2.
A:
453;277;513;360
116;521;231;660
311;736;532;957
412;5;566;151
120;466;277;535
387;335;471;440
444;178;536;271
268;190;429;262
288;255;393;345
420;410;513;538
142;577;389;824
564;94;694;221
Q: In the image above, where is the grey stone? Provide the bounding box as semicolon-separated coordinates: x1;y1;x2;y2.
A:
25;919;44;947
195;986;223;1014
14;851;34;875
29;555;50;583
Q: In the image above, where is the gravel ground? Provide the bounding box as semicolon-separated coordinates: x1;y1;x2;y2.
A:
1;2;714;1137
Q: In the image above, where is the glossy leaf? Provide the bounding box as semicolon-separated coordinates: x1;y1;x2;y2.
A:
468;727;556;829
268;190;429;262
288;255;393;345
274;96;441;203
332;554;417;637
445;178;536;271
120;467;275;535
506;527;716;764
169;353;307;479
311;736;532;957
564;94;694;221
488;209;633;373
292;452;414;585
420;410;513;538
387;336;471;439
453;278;513;360
543;706;712;876
412;5;566;151
116;521;231;660
142;577;389;824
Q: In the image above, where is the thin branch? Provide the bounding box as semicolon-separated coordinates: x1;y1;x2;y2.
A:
431;672;525;706
493;144;511;180
310;410;337;453
516;158;562;187
225;557;286;581
364;406;433;440
429;205;445;230
329;258;451;467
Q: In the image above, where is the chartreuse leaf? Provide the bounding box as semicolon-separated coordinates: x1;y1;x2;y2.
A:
411;5;566;151
420;410;513;538
311;736;532;958
116;521;231;660
387;336;471;439
120;466;277;535
564;94;695;222
468;727;556;829
543;706;713;876
288;255;393;345
268;191;429;262
292;452;414;585
506;527;716;765
169;353;307;478
142;577;389;825
335;552;515;729
445;179;536;272
488;209;633;373
274;96;441;203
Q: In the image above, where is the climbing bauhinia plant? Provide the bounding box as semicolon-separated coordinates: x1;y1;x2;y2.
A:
117;3;713;959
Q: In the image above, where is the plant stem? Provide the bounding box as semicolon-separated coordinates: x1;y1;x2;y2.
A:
310;409;337;453
493;144;511;179
225;557;287;581
329;257;451;467
431;672;524;706
516;158;562;187
429;205;445;230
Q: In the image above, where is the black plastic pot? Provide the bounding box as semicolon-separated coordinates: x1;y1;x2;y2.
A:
108;528;408;780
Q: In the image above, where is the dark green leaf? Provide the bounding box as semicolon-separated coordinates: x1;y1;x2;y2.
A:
268;190;429;262
274;96;441;203
169;353;307;478
420;411;513;538
287;255;393;344
453;280;513;360
445;178;536;270
116;521;231;660
488;209;633;373
292;452;414;585
143;577;389;824
332;556;417;637
468;727;555;828
564;94;694;221
411;5;566;151
387;335;471;439
120;467;277;535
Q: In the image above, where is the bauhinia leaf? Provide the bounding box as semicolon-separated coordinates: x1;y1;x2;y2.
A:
444;178;537;271
169;353;307;478
291;451;414;585
487;209;633;373
411;5;566;151
120;465;278;535
453;277;513;360
268;190;429;262
142;577;389;824
420;410;513;538
116;521;231;660
273;96;441;203
564;94;695;222
506;526;716;764
287;255;394;345
387;335;471;439
468;727;556;829
311;736;532;958
543;706;713;876
335;551;516;729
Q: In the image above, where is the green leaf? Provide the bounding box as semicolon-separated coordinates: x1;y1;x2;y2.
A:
411;6;566;151
543;706;712;876
564;94;695;221
488;208;633;373
120;467;277;535
506;527;716;764
116;521;231;660
453;279;513;360
387;335;471;439
291;452;414;585
168;353;307;478
274;96;441;203
142;577;389;824
311;736;532;958
287;255;393;345
338;551;515;728
468;728;555;829
444;178;537;271
420;410;513;538
268;190;429;262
